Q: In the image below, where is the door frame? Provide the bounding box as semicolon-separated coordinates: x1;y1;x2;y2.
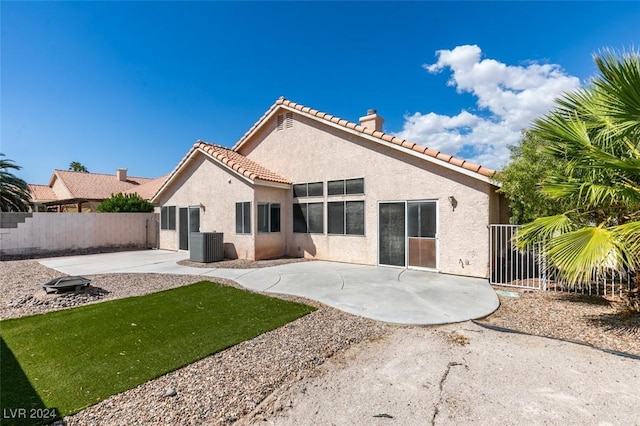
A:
377;199;439;271
178;205;201;251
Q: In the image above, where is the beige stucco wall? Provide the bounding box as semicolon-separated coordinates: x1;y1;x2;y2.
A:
238;112;501;278
156;154;276;260
0;212;154;257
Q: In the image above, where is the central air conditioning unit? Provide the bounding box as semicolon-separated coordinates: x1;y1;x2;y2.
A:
190;232;224;263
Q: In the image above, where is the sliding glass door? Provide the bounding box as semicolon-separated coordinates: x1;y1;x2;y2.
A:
378;200;438;269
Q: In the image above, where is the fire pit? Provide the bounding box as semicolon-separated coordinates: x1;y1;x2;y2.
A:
41;276;92;294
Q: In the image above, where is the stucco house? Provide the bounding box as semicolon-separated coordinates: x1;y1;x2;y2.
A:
29;169;168;212
152;98;508;278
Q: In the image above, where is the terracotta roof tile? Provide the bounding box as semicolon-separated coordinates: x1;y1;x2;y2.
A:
401;140;416;150
232;97;497;179
50;170;154;200
191;141;290;185
29;184;57;202
449;157;466;167
123;174;170;200
436;153;453;162
462;162;481;173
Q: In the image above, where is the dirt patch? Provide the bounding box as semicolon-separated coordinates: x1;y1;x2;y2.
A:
478;287;640;356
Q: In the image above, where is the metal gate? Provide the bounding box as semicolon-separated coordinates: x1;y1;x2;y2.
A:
489;224;634;296
489;224;545;289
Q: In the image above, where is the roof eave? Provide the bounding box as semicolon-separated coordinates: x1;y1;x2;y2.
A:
152;146;260;203
254;179;291;189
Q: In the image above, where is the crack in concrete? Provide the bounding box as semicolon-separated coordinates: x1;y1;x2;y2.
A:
431;361;467;425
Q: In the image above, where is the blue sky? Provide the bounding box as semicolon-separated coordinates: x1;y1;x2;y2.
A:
2;1;638;184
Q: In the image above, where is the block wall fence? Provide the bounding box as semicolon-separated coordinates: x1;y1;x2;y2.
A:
0;212;157;259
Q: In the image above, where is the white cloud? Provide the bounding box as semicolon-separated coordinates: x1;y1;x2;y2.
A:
395;45;580;170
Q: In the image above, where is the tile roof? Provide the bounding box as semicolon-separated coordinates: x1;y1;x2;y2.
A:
123;174;170;200
28;184;57;202
153;141;291;201
50;170;155;200
196;142;291;184
232;97;495;179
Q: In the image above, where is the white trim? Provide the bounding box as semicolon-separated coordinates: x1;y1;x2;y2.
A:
254;179;290;189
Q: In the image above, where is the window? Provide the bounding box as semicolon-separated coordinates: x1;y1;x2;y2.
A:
235;202;251;234
161;206;176;230
327;178;364;196
293;202;323;233
258;203;281;233
328;201;365;235
293;181;323;197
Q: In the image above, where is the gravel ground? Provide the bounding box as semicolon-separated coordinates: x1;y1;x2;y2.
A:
1;260;638;425
478;287;640;356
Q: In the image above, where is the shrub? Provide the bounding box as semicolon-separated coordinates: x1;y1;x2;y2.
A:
97;193;154;212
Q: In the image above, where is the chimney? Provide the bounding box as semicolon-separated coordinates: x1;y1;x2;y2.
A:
117;168;127;182
359;108;384;132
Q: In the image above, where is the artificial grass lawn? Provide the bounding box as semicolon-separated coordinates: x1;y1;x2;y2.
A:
0;281;315;424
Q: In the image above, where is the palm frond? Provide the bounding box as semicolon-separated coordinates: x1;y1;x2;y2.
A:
611;221;640;270
516;214;576;248
545;226;631;284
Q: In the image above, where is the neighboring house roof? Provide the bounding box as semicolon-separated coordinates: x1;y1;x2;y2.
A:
28;184;57;202
48;170;153;201
30;170;163;205
123;174;170;200
153;141;290;202
232;97;496;181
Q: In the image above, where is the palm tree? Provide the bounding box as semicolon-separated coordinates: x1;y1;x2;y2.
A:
69;161;88;172
0;154;32;212
517;49;640;288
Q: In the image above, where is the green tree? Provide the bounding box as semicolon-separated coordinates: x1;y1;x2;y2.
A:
97;193;154;213
69;161;88;172
494;131;571;224
517;49;640;289
0;154;31;212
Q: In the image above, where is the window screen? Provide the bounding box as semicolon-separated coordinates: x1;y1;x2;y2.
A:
293;202;324;233
236;202;251;234
258;203;281;233
327;180;345;196
293;203;307;233
293;184;307;198
346;178;365;195
327;202;344;234
327;178;364;196
328;201;364;235
161;207;168;229
307;203;323;233
307;182;323;197
293;182;323;197
189;207;200;232
346;201;365;235
258;204;269;233
270;204;281;232
161;206;176;230
408;202;436;238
